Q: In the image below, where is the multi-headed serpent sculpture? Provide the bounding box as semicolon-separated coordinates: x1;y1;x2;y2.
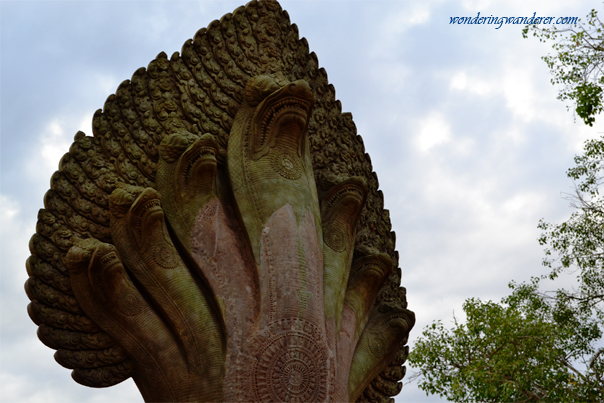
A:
25;1;415;401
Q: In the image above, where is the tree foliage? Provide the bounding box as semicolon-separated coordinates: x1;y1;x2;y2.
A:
523;7;604;126
408;280;603;402
538;135;604;324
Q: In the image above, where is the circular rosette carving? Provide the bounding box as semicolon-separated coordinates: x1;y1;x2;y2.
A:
114;285;146;317
153;245;179;269
368;332;387;359
238;319;332;403
323;226;347;252
271;150;303;180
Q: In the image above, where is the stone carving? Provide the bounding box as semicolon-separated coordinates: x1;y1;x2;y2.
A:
25;0;415;401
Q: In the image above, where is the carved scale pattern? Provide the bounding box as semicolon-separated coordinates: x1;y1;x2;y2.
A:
25;0;412;398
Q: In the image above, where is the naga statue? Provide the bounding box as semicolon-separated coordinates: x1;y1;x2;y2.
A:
24;0;415;401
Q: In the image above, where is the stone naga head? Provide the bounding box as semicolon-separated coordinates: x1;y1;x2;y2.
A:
24;1;415;402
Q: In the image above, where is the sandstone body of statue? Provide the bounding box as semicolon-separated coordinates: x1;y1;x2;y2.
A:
24;1;415;401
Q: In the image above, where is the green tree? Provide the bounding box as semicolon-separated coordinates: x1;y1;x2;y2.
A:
408;281;603;402
537;135;604;325
523;7;604;126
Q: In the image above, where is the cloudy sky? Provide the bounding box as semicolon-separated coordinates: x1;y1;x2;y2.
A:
2;0;603;402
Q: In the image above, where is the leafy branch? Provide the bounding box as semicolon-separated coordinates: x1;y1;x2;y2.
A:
523;8;604;126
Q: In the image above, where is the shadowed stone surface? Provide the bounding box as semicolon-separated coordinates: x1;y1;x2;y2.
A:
25;0;415;401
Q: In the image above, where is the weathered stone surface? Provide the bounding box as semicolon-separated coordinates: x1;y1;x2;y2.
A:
25;0;415;401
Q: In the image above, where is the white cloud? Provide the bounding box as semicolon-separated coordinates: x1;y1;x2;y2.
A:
450;70;468;90
461;0;495;12
450;70;493;96
0;194;19;223
385;2;433;33
77;112;95;137
500;65;540;122
93;74;120;100
369;62;411;94
0;194;33;291
0;373;46;403
415;112;452;152
39;119;71;173
406;4;432;26
370;0;442;60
